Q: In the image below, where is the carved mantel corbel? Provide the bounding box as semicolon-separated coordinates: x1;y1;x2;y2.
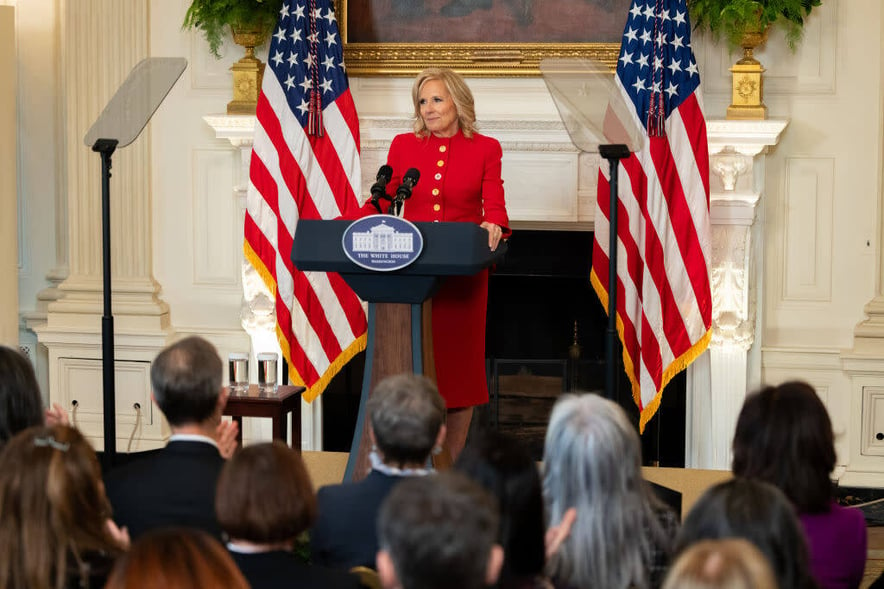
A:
686;119;787;470
706;119;788;350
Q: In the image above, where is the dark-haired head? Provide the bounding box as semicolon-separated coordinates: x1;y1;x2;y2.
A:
216;440;316;544
0;345;44;448
732;380;836;513
150;336;223;427
455;431;545;583
377;471;502;589
675;478;816;589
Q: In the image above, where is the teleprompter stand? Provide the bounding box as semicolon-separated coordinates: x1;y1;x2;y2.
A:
83;58;187;469
540;58;643;402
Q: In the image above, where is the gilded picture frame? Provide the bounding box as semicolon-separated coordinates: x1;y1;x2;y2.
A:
335;0;628;76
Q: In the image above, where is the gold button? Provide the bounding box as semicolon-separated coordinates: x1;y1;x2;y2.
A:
431;188;440;196
433;204;441;212
439;145;447;152
434;173;442;180
436;160;445;167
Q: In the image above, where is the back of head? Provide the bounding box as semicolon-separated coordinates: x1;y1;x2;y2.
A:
150;336;223;426
0;425;120;589
732;380;835;513
368;373;446;466
455;431;545;580
662;539;778;589
676;478;814;589
0;345;44;448
106;527;249;589
377;471;500;589
216;440;316;544
542;393;661;589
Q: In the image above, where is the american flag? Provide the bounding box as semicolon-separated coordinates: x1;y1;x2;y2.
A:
591;0;712;431
244;0;367;402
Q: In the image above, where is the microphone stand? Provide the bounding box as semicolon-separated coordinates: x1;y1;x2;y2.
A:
388;196;403;217
599;143;630;403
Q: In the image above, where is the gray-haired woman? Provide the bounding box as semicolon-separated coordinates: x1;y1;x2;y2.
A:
543;393;678;589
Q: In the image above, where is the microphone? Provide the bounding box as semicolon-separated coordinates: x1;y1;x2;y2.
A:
369;165;393;213
394;168;421;202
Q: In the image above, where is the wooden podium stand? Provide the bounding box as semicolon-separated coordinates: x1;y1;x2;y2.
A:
291;219;506;481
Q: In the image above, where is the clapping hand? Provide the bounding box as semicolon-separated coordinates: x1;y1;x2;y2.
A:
545;507;577;560
215;419;240;459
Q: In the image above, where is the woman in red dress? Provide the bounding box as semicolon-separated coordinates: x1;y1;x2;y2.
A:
373;67;510;459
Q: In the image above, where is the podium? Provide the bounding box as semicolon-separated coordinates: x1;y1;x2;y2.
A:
292;219;507;480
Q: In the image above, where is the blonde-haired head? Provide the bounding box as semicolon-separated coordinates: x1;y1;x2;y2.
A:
411;67;477;138
663;539;779;589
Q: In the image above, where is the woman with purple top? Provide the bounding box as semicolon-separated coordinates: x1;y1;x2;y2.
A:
732;380;866;589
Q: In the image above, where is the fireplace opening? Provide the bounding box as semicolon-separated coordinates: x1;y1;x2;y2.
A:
322;229;686;467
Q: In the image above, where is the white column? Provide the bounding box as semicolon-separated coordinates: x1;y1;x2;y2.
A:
203;114;322;450
685;120;788;469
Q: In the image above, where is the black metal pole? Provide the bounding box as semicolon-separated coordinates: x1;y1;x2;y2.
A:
598;144;630;402
93;138;118;470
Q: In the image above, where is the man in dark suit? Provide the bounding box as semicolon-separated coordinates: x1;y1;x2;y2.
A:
104;335;229;540
310;373;446;570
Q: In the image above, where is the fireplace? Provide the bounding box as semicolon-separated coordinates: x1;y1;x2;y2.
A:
322;230;686;466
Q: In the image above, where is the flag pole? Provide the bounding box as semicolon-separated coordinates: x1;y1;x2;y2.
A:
599;143;630;402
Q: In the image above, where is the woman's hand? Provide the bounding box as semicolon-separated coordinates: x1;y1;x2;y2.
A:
545;507;577;560
45;403;70;427
480;221;504;251
106;518;131;550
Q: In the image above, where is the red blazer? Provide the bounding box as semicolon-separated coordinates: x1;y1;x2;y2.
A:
365;130;510;234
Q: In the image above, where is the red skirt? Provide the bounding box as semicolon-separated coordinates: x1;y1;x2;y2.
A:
431;270;489;409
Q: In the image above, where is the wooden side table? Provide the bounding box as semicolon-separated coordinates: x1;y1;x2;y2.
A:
222;385;305;450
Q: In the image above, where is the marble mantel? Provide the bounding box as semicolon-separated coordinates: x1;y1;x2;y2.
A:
204;114;788;459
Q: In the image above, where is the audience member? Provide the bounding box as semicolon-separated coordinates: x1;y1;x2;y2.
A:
733;380;866;589
455;431;550;589
0;425;127;589
104;335;228;539
543;393;678;589
105;527;249;589
0;345;45;448
377;471;503;589
216;440;362;589
311;372;446;570
675;478;817;589
662;539;778;589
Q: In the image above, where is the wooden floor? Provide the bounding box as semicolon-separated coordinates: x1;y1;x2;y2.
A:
863;527;884;587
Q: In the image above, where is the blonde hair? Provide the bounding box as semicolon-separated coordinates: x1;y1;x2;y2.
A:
663;539;779;589
411;67;477;138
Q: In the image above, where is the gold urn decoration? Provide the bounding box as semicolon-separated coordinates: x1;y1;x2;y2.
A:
727;26;768;120
227;26;267;115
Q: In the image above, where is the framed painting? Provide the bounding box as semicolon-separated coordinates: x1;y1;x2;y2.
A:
334;0;631;76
